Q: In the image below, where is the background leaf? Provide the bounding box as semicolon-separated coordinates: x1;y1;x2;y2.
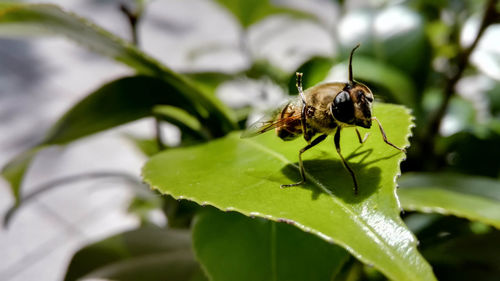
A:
339;5;431;83
0;147;44;202
192;208;349;281
0;3;236;134
64;226;207;281
214;0;313;29
0;3;238;202
1;75;211;201
153;105;210;141
353;57;417;108
43;76;204;145
399;172;500;229
421;230;500;281
287;56;334;95
142;103;436;281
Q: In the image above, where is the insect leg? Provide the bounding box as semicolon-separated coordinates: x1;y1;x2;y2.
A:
281;134;328;188
334;127;359;195
355;128;370;144
372;117;405;152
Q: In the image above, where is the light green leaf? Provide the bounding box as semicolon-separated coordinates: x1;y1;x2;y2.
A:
399;173;500;229
64;227;207;281
214;0;313;29
0;3;236;135
193;208;349;281
153;105;210;141
124;135;162;157
143;103;436;281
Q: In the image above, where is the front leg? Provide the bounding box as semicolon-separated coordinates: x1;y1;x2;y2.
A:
372;117;405;152
335;127;359;195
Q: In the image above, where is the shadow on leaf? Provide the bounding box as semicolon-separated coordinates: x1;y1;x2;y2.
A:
280;158;382;203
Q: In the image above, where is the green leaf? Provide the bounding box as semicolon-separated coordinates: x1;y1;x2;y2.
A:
143;103;436;281
124;135;162;157
1;147;44;201
399;173;500;229
44;76;203;145
214;0;313;29
192;208;349;281
153;105;210;141
353;56;417;108
64;227;207;281
421;231;500;281
0;3;236;135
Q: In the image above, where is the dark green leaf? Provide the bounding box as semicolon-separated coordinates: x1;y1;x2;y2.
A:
143;103;436;281
192;208;349;281
43;76;201;145
64;227;206;281
422;231;500;281
352;56;417;108
438;131;500;177
399;172;500;229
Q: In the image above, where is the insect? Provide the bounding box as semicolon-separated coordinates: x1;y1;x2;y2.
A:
242;44;405;194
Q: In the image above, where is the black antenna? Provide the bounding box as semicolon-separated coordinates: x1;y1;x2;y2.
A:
349;44;360;85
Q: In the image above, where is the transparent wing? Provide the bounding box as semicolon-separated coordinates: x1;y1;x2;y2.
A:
241;109;301;138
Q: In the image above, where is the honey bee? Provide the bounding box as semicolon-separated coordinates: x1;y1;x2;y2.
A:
242;45;405;194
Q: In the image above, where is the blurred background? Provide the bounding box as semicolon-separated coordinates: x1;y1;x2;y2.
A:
1;0;500;280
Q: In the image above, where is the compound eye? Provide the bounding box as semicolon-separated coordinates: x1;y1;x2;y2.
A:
334;91;351;105
331;91;354;123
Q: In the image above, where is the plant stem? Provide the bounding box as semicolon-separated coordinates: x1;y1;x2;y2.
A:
155;115;166;151
120;2;166;151
422;0;498;156
120;3;140;45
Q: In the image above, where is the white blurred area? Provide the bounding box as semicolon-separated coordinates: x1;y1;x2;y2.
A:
0;0;337;280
